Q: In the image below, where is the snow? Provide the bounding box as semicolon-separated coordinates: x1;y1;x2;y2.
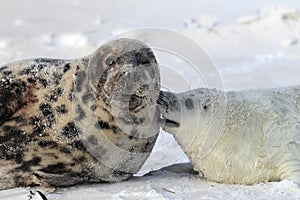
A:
1;1;300;199
2;170;300;199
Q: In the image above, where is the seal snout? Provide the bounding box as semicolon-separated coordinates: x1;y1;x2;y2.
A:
157;91;181;129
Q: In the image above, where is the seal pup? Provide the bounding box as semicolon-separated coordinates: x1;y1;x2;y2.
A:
158;86;300;185
0;38;160;189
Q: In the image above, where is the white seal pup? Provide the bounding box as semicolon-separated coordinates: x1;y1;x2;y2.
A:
0;38;160;189
158;86;300;184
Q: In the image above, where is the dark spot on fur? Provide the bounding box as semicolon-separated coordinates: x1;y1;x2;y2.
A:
74;71;86;92
130;129;138;138
119;115;145;125
116;48;154;67
90;104;97;111
27;77;36;84
82;92;95;104
203;102;210;110
97;69;108;89
46;87;64;102
42;162;67;173
40;79;48;87
185;98;194;110
40;103;55;125
142;141;152;152
38;140;58;148
128;135;134;140
70;140;85;151
62;122;79;139
111;125;119;134
56;87;64;96
40;103;53;117
72;156;86;163
30;116;46;136
31;156;42;165
63;63;71;73
54;73;63;85
47;94;58;102
11;116;27;126
45;152;58;159
60;147;71;154
96;120;110;129
87;135;98;145
0;66;8;72
2;71;12;76
0;126;31;143
56;104;68;114
20;67;32;75
76;105;86;121
15;157;41;172
0;79;31;126
0;143;24;163
68;92;75;102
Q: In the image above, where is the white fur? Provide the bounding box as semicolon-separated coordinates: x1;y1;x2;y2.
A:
161;85;300;184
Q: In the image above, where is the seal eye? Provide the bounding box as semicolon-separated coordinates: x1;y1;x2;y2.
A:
105;57;115;67
136;52;150;65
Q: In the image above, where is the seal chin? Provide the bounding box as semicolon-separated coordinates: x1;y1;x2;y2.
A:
164;118;180;128
159;114;180;134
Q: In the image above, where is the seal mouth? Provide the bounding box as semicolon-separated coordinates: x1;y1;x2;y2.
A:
159;115;180;128
165;119;180;128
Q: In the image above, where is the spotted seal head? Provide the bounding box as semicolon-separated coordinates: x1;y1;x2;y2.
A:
0;38;160;189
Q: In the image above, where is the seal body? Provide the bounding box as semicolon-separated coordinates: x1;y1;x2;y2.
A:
159;86;300;185
0;38;160;189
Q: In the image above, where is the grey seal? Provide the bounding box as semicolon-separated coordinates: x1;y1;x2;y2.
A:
0;38;160;189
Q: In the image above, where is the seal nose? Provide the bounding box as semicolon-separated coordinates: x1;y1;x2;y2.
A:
157;91;179;113
157;91;181;129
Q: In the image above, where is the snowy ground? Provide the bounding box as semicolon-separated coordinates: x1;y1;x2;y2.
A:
1;1;300;199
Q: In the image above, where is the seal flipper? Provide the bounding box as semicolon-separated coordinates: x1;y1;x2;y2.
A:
278;159;300;185
34;171;89;187
280;142;300;184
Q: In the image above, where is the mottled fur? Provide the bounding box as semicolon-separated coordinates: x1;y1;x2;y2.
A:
0;38;160;189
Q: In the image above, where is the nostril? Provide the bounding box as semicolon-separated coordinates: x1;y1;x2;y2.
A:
129;94;144;112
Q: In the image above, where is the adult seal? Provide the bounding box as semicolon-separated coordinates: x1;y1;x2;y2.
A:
0;38;160;189
158;86;300;185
